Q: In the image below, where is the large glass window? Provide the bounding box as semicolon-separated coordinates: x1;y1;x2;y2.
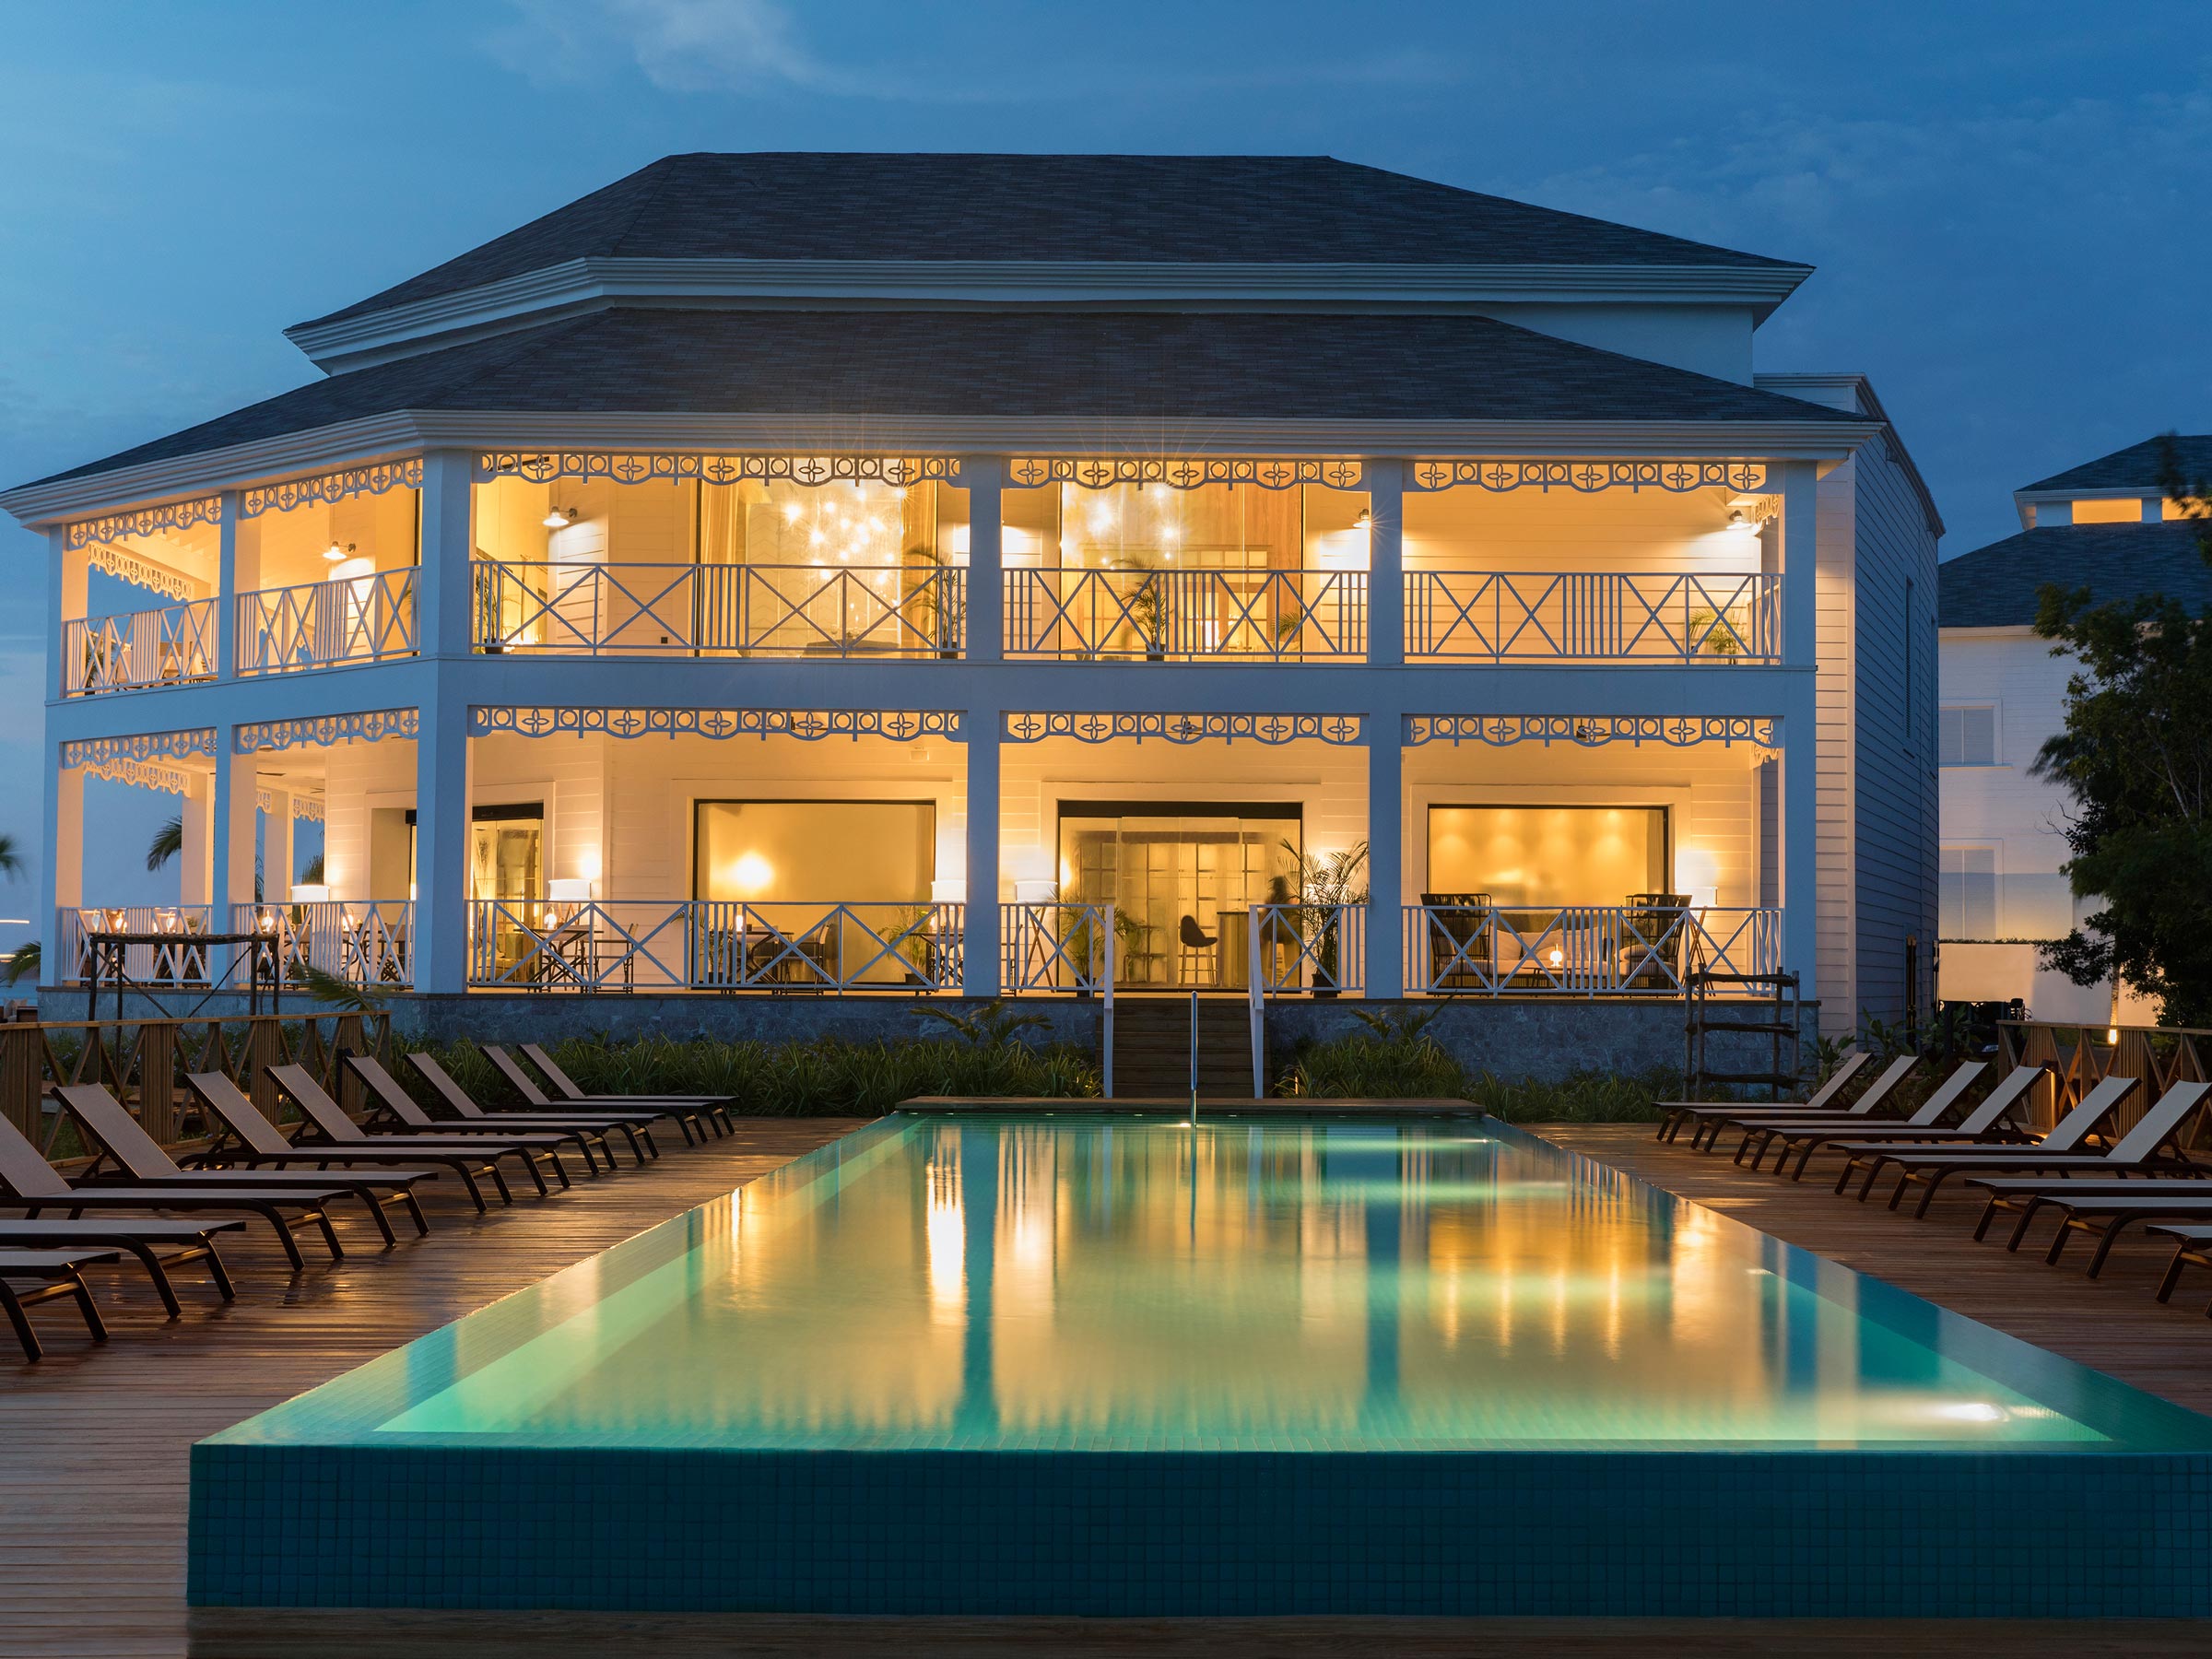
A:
1426;806;1669;908
1940;845;1997;937
694;800;935;903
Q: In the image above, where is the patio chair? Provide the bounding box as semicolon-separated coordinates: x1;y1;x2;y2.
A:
1735;1061;1984;1172
1618;892;1690;988
1851;1073;2144;1213
520;1042;736;1135
188;1071;517;1214
0;1218;236;1315
1656;1049;1871;1142
1419;893;1494;992
269;1064;564;1200
1675;1053;1918;1159
0;1249;118;1360
2147;1222;2212;1312
335;1052;580;1188
480;1045;713;1147
0;1107;346;1271
1759;1063;2041;1182
55;1083;431;1246
404;1051;659;1168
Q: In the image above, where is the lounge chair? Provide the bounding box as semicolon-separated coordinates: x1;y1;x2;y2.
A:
1755;1061;2018;1182
56;1083;430;1246
1818;1065;2048;1194
1655;1050;1871;1142
2147;1222;2212;1312
406;1052;661;1167
482;1045;716;1147
1685;1054;1920;1161
269;1064;569;1198
189;1071;516;1214
1854;1073;2144;1214
0;1248;118;1359
0;1218;238;1312
521;1042;736;1136
0;1109;346;1270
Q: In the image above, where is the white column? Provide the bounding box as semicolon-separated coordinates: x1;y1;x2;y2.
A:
963;456;1003;665
49;525;85;700
180;773;213;908
210;731;257;917
213;488;246;679
1365;459;1405;667
414;691;472;994
1781;700;1819;1006
962;712;1001;997
1779;461;1818;670
417;449;477;657
1365;721;1404;998
43;526;85;963
266;787;294;896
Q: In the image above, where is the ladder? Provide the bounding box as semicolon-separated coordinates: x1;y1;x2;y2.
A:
1685;971;1802;1102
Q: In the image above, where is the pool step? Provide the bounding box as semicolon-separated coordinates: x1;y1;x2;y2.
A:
1112;998;1255;1097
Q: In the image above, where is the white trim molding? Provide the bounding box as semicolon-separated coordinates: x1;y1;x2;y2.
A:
82;543;204;602
1006;456;1362;491
1405;713;1780;748
1407;458;1764;494
61;728;218;770
1004;711;1364;746
236;710;419;752
472;706;964;742
475;451;960;488
240;457;424;519
79;757;195;794
65;496;222;550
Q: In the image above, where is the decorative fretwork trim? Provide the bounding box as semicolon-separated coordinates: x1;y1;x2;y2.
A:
256;789;326;822
82;543;204;602
1004;712;1364;746
1406;459;1765;494
476;452;959;488
79;757;194;794
1406;714;1780;748
472;706;963;743
1006;456;1362;491
241;457;424;519
236;710;419;752
65;497;222;551
62;729;218;770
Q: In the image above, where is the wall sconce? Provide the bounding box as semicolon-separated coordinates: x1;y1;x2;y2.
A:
1727;510;1759;535
542;507;579;530
1353;508;1373;529
324;539;355;563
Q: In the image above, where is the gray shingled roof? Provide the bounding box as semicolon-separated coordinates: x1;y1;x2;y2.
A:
26;307;1860;488
2019;435;2212;493
300;153;1804;330
1939;522;2212;628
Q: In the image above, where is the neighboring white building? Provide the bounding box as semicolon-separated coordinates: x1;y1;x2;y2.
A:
0;153;1938;1043
1936;434;2212;1021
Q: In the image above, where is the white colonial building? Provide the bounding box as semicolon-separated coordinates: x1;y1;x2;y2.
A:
1937;434;2211;1022
0;153;1937;1048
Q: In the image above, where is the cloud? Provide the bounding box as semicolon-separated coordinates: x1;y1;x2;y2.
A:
485;0;1456;102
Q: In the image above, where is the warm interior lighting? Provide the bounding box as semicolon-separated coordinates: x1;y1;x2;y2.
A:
2107;1027;2121;1046
288;883;330;903
730;852;774;894
547;877;593;904
324;539;353;562
1726;510;1756;533
1353;507;1373;528
541;507;577;529
1547;947;1564;969
577;850;602;883
929;877;966;905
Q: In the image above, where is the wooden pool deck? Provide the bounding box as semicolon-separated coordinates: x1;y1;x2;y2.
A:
6;1111;2212;1655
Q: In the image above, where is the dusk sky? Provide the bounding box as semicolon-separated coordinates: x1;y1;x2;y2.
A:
1;0;2206;933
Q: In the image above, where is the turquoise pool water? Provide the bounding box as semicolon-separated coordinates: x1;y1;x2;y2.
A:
207;1112;2212;1455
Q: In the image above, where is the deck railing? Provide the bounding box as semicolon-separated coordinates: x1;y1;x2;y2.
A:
1404;903;1780;995
230;902;414;987
1406;571;1780;663
58;906;215;985
464;900;964;992
235;571;417;675
1243;902;1366;995
473;561;964;658
1005;568;1366;661
62;600;218;694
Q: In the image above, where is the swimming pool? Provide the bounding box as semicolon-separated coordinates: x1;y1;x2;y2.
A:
191;1110;2212;1616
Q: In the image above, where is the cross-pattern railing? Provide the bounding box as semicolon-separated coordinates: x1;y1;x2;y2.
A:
230;902;413;987
1005;568;1366;661
58;907;215;984
1244;903;1366;995
1404;903;1780;995
1001;902;1115;994
473;562;964;658
464;900;964;992
235;571;417;676
1406;571;1779;662
62;600;217;694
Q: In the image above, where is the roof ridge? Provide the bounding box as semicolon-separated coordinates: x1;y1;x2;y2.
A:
599;156;688;260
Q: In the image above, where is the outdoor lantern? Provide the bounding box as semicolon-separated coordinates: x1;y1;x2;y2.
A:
324;539;353;562
542;506;578;529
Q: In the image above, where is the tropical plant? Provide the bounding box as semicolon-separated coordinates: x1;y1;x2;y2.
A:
1109;559;1165;654
912;996;1050;1047
297;962;395;1011
300;853;325;885
1278;837;1370;987
1;940;38;986
147;815;183;872
0;834;20;880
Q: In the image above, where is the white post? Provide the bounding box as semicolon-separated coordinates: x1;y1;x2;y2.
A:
210;732;257;917
1365;718;1405;998
1100;905;1115;1099
1365;459;1405;668
1777;460;1820;1007
267;787;294;897
961;710;1001;997
43;526;85;973
214;488;245;679
414;691;473;994
417;450;477;658
1779;461;1818;672
963;455;1003;665
1248;905;1265;1096
180;773;213;908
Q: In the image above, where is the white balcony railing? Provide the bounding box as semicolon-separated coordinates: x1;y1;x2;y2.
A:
1404;903;1780;995
1242;903;1366;995
235;571;417;676
1005;568;1367;661
231;902;413;987
464;900;964;992
1406;571;1780;663
473;562;964;658
62;601;217;695
1001;901;1115;994
59;906;215;983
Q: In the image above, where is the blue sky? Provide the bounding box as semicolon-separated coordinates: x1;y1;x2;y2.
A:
1;0;2207;935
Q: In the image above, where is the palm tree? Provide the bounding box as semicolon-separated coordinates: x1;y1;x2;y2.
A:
0;834;20;880
2;940;38;986
147;816;183;872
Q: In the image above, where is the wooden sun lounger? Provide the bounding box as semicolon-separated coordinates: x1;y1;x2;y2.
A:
0;1218;239;1312
0;1248;120;1359
1655;1049;1870;1142
189;1071;516;1215
57;1083;431;1247
0;1110;346;1270
1756;1062;2024;1181
339;1052;587;1185
521;1042;736;1136
2147;1223;2212;1312
482;1045;714;1147
1853;1074;2146;1214
1688;1055;1921;1161
406;1052;660;1168
270;1064;567;1199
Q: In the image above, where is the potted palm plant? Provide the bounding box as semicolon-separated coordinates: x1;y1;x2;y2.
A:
1279;838;1369;997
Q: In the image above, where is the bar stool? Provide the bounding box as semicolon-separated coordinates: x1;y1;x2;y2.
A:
1178;913;1218;986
